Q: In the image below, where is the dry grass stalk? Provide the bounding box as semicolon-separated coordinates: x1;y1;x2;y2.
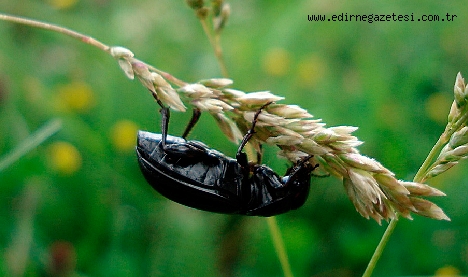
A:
111;45;453;223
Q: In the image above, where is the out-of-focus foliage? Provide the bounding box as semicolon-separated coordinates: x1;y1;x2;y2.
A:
0;0;467;276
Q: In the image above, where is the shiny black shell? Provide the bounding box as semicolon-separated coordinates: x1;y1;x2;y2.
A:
136;131;314;216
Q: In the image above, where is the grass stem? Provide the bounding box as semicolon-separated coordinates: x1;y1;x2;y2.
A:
362;114;458;276
197;13;291;277
199;18;228;77
267;217;294;277
0;119;62;172
0;13;110;52
361;218;398;277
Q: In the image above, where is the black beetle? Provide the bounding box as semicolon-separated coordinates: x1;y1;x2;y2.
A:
137;132;317;216
136;104;318;216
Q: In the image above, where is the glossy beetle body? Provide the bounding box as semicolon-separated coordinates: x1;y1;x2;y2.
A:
137;131;316;216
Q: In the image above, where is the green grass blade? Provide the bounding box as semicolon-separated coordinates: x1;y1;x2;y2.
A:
0;118;62;172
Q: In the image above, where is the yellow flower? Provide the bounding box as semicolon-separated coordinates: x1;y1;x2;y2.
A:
434;265;460;276
48;142;82;175
296;54;327;88
111;120;139;152
47;0;78;10
425;92;453;124
55;82;95;113
262;47;291;77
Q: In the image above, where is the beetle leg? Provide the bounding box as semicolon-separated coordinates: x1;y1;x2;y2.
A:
283;155;319;186
181;108;202;140
160;105;170;148
256;144;263;164
235;102;273;163
149;89;170;149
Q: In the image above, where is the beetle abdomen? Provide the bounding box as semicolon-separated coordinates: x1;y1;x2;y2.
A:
137;131;244;214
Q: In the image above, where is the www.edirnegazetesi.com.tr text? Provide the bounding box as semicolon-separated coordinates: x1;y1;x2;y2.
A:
308;13;457;23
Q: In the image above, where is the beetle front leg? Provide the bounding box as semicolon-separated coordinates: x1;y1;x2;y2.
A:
282;155;318;186
181;108;201;140
235;102;273;164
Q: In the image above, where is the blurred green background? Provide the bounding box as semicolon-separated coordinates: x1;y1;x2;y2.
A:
1;0;467;276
